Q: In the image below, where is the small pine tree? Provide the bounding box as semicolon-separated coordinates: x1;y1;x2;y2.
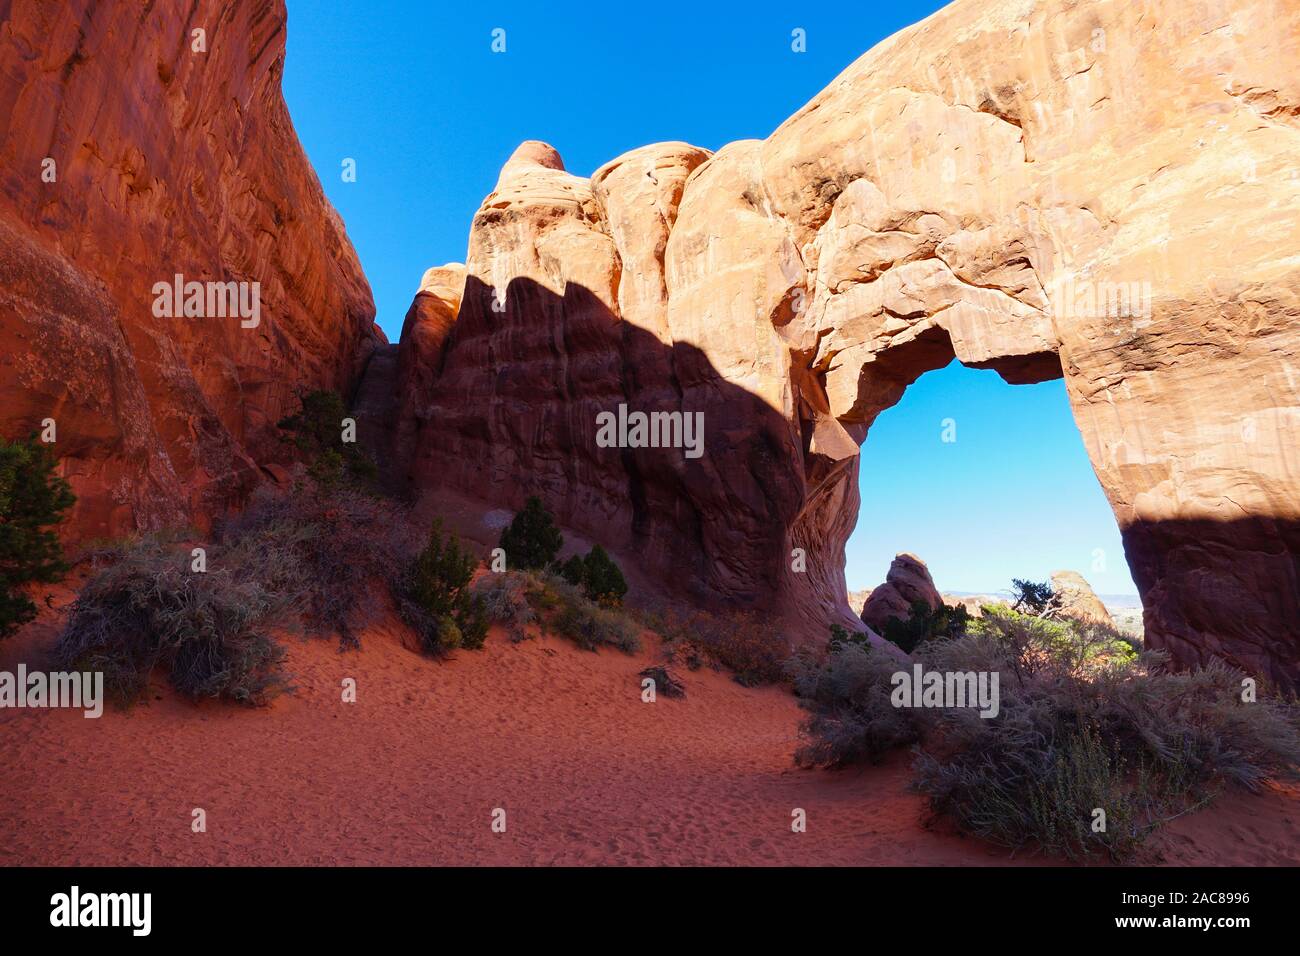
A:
0;436;75;638
882;600;970;654
498;496;563;570
556;544;628;606
277;390;377;487
400;520;488;652
558;554;586;589
578;545;627;606
1011;578;1055;615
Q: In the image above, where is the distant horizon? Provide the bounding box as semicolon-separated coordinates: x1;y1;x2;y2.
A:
284;0;1138;599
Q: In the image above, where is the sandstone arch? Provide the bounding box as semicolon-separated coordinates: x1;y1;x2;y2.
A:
396;0;1299;687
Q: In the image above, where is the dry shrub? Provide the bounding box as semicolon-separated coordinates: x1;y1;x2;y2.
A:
472;572;538;642
790;610;1300;861
216;483;411;649
787;642;920;766
642;605;791;686
523;572;640;653
54;540;290;706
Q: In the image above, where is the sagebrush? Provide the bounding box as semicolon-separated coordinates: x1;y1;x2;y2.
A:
54;540;290;706
791;608;1300;861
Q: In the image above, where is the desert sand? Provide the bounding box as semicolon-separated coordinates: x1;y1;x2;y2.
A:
2;585;1295;867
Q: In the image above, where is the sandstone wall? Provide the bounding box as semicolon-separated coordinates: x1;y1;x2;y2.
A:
0;0;379;538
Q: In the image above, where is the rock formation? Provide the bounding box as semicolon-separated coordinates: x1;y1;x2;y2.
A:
1049;570;1115;628
0;0;379;540
860;554;944;632
943;595;994;619
846;589;873;620
392;264;466;484
396;0;1300;688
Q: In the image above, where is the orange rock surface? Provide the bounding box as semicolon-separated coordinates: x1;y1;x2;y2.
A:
0;0;379;539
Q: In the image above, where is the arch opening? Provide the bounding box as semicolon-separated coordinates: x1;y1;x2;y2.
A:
841;358;1140;634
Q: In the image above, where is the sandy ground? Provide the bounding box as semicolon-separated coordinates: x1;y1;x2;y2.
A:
1;589;1296;866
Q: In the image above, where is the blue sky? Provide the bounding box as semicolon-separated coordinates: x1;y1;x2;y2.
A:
283;0;1137;598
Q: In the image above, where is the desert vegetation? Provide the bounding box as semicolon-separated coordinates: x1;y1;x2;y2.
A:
792;604;1299;861
473;569;640;653
557;544;628;606
216;484;407;649
276;389;379;489
879;599;971;654
639;605;791;686
49;390;414;702
397;520;489;655
46;402;650;703
0;435;75;639
54;538;291;705
497;495;563;570
482;497;638;651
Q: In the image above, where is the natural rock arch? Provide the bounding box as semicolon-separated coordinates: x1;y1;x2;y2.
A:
395;0;1299;689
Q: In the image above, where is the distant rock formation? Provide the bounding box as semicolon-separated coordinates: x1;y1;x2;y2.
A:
391;0;1299;688
846;589;873;620
943;595;995;618
0;0;379;540
1050;571;1115;628
860;554;943;632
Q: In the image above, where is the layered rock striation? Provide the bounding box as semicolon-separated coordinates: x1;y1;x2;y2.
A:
0;0;379;539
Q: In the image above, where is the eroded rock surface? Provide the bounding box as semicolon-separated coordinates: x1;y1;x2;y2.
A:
0;0;379;539
397;0;1298;687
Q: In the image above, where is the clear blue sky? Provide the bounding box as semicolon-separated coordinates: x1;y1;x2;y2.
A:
283;0;1137;598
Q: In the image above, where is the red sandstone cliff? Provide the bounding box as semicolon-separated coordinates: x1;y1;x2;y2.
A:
0;0;379;539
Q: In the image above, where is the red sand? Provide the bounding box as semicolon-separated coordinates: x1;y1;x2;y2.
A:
2;591;1296;866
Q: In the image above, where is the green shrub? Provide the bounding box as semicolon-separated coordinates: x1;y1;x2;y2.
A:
0;436;75;638
968;605;1136;677
881;599;970;653
828;622;873;651
397;520;488;655
277;390;377;488
525;572;639;653
498;496;563;570
558;544;628;606
472;571;538;643
53;540;290;706
793;606;1300;861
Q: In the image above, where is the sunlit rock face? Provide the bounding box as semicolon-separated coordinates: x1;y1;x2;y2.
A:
860;554;944;633
1050;571;1115;628
0;0;379;539
403;0;1299;688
